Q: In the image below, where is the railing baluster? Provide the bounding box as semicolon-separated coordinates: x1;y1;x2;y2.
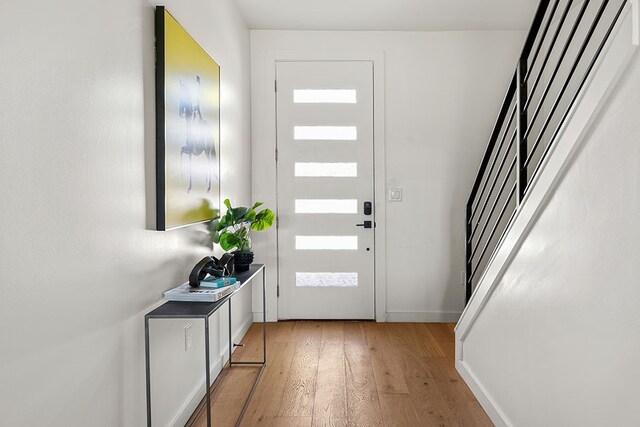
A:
523;0;576;112
465;203;473;302
519;0;553;60
524;0;561;82
525;0;613;169
471;157;518;260
470;183;518;281
467;76;517;215
526;0;627;187
523;0;592;141
516;59;529;204
470;105;516;222
469;129;517;241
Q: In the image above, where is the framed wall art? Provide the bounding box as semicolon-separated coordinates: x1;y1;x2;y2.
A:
155;6;220;230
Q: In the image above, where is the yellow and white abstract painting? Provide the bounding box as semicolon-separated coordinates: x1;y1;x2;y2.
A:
157;7;219;230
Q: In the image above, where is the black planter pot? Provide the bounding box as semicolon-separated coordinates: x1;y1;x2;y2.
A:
234;251;254;272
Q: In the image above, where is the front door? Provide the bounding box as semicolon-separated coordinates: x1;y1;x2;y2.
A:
275;61;375;319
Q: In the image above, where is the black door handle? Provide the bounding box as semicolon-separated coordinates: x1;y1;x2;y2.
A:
356;221;372;229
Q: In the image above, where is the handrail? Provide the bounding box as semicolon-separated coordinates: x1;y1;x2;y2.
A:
465;0;628;303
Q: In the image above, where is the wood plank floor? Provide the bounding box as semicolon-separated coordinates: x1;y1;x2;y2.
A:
186;322;492;427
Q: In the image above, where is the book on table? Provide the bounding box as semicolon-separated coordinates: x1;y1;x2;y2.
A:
164;279;241;302
199;276;237;289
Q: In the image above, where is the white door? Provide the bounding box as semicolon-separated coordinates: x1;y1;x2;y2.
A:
276;61;375;320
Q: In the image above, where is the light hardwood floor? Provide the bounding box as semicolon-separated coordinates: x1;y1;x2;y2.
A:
186;322;492;427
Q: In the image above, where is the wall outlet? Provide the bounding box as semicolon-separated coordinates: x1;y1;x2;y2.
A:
461;271;466;286
185;323;192;352
388;188;403;202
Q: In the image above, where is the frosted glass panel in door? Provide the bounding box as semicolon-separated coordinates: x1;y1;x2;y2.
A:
294;89;357;104
295;199;358;214
296;272;358;288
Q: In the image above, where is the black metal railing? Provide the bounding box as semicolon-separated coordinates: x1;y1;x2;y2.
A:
465;0;628;302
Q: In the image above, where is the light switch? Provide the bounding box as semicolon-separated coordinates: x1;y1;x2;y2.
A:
388;188;403;202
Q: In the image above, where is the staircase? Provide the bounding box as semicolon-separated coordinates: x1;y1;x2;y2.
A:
456;0;640;425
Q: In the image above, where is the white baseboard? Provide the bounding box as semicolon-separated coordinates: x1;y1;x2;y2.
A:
168;314;254;427
251;311;460;323
455;359;510;426
386;311;461;323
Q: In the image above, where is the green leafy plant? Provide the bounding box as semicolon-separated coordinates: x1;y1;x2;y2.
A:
209;199;274;253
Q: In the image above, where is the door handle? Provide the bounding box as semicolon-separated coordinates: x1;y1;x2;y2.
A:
356;221;373;229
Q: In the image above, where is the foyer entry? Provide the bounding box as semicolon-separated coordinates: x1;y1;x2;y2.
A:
275;61;376;320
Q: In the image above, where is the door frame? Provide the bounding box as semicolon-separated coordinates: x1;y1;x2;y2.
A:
251;49;387;322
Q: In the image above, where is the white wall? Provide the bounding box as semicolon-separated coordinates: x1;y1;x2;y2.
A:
250;30;525;321
455;6;640;425
0;0;252;426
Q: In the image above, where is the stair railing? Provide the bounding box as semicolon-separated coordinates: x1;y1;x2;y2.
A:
465;0;628;302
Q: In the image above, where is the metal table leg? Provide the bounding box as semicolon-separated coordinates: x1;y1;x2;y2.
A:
145;317;152;427
263;267;267;364
229;298;233;364
227;265;268;426
204;316;211;427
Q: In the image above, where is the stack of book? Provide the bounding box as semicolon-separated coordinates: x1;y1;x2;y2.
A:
164;277;241;302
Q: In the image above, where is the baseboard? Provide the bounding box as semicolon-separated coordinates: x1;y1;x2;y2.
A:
386;311;461;323
455;359;510;426
167;355;225;427
251;311;460;323
168;314;254;427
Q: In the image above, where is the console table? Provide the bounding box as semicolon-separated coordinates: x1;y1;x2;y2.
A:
144;264;266;427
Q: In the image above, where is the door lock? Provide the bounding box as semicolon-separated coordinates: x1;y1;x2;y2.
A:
356;221;373;229
364;201;372;216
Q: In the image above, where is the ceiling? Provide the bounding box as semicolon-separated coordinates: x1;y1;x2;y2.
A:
235;0;539;32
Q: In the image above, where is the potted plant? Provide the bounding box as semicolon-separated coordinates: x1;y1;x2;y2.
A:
209;199;274;272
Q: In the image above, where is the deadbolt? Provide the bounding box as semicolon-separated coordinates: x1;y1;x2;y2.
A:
364;201;372;215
